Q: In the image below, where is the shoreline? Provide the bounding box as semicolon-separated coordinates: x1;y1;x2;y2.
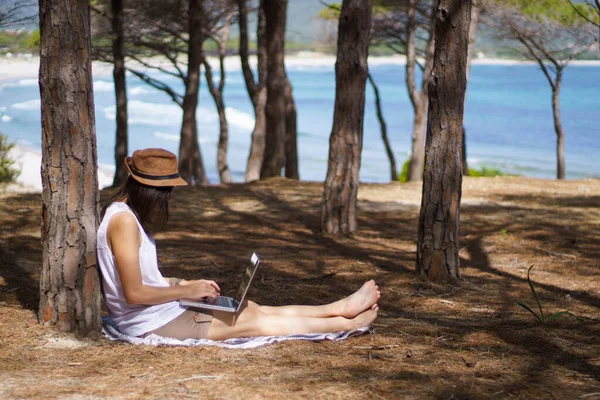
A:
3;142;596;194
4;143;115;193
2;53;600;82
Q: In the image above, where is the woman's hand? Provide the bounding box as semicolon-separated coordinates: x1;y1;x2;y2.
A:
180;280;221;301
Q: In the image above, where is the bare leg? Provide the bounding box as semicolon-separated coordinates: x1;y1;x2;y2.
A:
207;302;379;341
257;280;380;319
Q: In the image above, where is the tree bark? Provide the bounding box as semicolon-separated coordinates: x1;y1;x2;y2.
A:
111;0;128;187
241;0;267;182
284;77;299;179
321;0;372;235
367;72;397;181
38;0;102;333
406;0;436;182
417;0;471;282
553;71;566;179
178;0;208;185
260;0;287;179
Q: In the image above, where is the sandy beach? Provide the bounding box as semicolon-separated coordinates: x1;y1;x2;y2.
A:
2;53;599;82
4;144;115;192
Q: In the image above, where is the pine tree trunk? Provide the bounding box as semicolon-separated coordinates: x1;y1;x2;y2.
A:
553;72;565;180
416;0;471;282
240;0;268;182
260;0;287;179
406;0;435;182
407;105;427;181
38;0;102;333
462;0;480;176
178;0;208;185
284;77;299;179
111;0;128;187
205;8;233;184
367;73;397;181
321;0;372;235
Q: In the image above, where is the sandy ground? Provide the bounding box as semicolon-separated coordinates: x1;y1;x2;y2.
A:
0;177;599;399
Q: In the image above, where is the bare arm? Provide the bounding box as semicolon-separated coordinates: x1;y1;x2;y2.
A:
107;212;220;305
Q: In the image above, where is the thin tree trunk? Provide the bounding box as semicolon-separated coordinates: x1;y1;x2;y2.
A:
321;0;372;235
553;71;565;179
284;77;299;179
204;58;231;183
417;0;471;282
462;127;468;175
367;72;397;181
240;0;268;182
38;0;102;333
205;7;233;184
178;0;208;185
111;0;128;187
260;0;287;179
408;105;427;180
462;0;480;176
407;0;435;182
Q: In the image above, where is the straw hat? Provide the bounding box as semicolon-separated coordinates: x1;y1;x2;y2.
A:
125;148;188;187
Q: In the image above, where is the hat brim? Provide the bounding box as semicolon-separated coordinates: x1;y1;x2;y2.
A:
125;157;188;187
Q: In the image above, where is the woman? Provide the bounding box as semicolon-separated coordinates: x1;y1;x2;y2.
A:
97;148;380;341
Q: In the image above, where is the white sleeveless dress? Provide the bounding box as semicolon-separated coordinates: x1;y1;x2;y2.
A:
97;202;185;336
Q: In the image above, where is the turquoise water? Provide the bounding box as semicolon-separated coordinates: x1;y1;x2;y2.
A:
0;61;598;183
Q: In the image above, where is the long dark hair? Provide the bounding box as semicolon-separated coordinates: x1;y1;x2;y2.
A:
101;177;173;235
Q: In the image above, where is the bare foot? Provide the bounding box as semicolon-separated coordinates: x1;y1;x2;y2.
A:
349;303;379;330
339;280;381;318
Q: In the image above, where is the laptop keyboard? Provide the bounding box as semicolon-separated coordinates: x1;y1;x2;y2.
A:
214;296;235;308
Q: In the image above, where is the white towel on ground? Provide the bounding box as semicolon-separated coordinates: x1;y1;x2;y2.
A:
102;317;372;349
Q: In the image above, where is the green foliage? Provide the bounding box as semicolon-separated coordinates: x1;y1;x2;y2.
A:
0;30;39;54
398;160;514;182
467;166;508;177
398;158;411;183
317;3;341;21
502;0;593;26
27;29;40;50
0;134;20;184
516;265;578;324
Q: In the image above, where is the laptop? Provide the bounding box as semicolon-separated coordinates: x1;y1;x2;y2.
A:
179;253;260;312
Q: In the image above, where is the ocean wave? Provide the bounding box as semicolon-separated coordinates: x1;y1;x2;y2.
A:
0;79;38;92
103;100;255;131
104;100;182;126
93;80;114;92
11;99;41;110
153;131;179;141
129;86;152;96
225;107;254;131
153;131;211;144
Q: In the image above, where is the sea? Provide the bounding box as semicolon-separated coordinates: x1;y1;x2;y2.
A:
0;59;598;183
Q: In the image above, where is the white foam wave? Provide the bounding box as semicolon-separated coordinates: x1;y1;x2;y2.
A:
0;79;38;93
153;131;211;144
225;107;255;131
129;86;152;96
11;99;40;110
154;131;179;141
93;80;114;92
104;100;182;126
104;100;255;131
1;114;13;122
18;79;38;87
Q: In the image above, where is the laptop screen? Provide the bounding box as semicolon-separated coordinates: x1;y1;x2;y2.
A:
234;253;260;302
